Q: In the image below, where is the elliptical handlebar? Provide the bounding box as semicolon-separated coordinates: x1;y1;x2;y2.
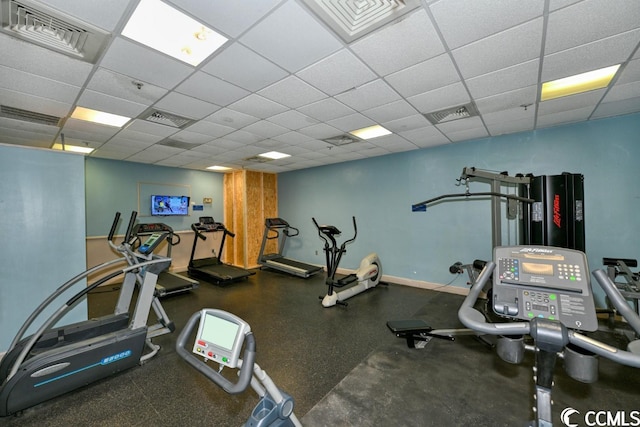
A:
107;212;121;242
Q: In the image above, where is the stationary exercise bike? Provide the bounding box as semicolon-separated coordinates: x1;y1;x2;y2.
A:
312;216;383;307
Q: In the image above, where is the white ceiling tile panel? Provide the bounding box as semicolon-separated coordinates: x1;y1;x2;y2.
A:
227;94;288;119
243;120;289;138
363;100;420;123
438;125;489;143
616;59;640;85
267;111;319;130
76;90;149;118
258;76;327;109
592;97;640;119
87;69;168;106
486;117;535;136
240;0;342;72
545;0;640;55
168;0;283;39
0;87;71;117
537;90;605;116
537;106;596;128
335;79;401;111
153;92;221;120
0;36;93;86
170;130;215;144
603;81;640;103
223;130;263;144
407;82;470;114
201;43;288;92
327;113;375;132
385;54;460;98
183;121;235;138
548;0;583;12
541;30;640;82
175;72;249;107
100;38;193;90
382;114;432;133
466;60;540;100
125;119;180;138
0;65;80;104
296;49;377;96
430;0;544;50
0;117;59;136
453;18;544;79
350;9;445;76
204;108;260;129
270;131;314;145
297;98;355;122
475;86;538;116
297;123;343;139
398;126;449;148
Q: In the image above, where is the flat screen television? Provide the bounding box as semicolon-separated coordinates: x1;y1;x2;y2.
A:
151;195;190;216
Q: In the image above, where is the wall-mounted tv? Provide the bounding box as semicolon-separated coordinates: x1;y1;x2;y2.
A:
151;195;190;216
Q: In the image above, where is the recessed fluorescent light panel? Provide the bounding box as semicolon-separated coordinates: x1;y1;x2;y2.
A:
349;125;391;140
122;0;228;66
541;64;621;101
52;143;94;154
258;151;291;160
71;107;131;127
207;165;232;171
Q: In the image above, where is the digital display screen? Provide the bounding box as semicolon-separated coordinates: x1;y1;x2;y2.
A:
200;313;239;351
522;262;554;276
151;195;190;216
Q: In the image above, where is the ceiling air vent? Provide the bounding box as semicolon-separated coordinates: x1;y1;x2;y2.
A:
142;110;194;129
424;103;480;125
0;0;110;63
244;156;272;163
301;0;421;43
157;139;202;150
0;105;61;126
323;134;361;146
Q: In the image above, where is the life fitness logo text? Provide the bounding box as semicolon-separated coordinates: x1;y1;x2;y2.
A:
561;407;640;426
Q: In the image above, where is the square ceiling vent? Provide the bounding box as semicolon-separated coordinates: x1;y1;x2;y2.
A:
0;0;110;63
142;109;194;129
424;103;480;125
0;105;61;126
323;134;361;146
302;0;422;43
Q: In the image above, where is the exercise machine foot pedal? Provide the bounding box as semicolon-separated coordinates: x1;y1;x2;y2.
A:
387;319;454;348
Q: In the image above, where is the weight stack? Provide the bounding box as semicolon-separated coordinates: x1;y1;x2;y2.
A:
524;173;585;251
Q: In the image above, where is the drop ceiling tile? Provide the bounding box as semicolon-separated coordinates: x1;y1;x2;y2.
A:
168;0;283;38
154;92;221;120
475;86;538;116
127;145;182;163
240;0;342;72
0;126;56;146
190;143;228;155
483;106;534;125
267;110;318;130
327;113;375;132
466;59;539;100
399;126;449;148
175;71;249;106
363;100;419;123
243;120;289;138
0;87;71;117
453;18;543;79
0;36;93;86
0;117;59;136
227;94;288;119
430;0;544;50
76;90;148;118
258;76;326;109
270;131;314;145
100;37;193;90
549;0;582;12
350;9;445;76
537;105;595;128
545;0;640;55
37;0;131;31
385;54;460;98
616;59;640;85
335;79;401;111
106;137;156;150
87;68;167;106
125;119;180;138
297;122;343;139
201;43;288;92
537;89;605;116
604;81;640;103
0;65;80;104
255;139;288;149
435;116;485;134
183;120;235;138
541;30;640;82
382;114;432;133
407;82;470;115
437;124;489;143
115;127;168;144
170;130;215;144
297;98;355;121
592;97;640;119
296;49;377;96
486;116;535;136
223;130;262;144
204;108;260;129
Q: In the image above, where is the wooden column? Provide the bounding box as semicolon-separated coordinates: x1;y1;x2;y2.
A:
223;170;277;269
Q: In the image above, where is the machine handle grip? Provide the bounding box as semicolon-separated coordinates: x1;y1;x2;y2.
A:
592;269;640;335
124;211;137;243
176;312;255;394
108;212;121;242
191;224;207;241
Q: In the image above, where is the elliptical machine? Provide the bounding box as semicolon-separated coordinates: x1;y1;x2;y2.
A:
312;216;383;307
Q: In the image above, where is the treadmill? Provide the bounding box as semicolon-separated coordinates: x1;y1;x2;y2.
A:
257;218;323;278
132;223;198;297
188;217;255;285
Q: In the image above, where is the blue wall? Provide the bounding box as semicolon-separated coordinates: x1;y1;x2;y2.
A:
278;113;640;304
85;158;225;236
0;145;86;351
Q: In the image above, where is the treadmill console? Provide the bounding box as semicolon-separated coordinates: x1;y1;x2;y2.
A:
266;218;289;228
192;309;250;369
197;217;223;232
492;246;597;332
138;232;167;255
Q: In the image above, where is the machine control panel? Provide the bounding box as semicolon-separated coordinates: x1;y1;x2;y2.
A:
192;309;250;369
138;232;166;255
492;246;597;332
